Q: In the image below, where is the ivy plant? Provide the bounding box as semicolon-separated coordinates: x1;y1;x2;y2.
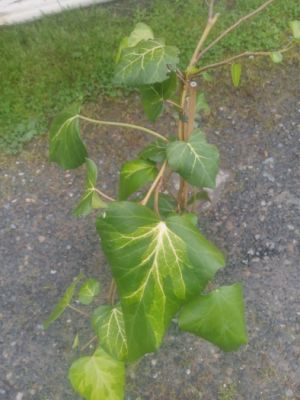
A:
45;1;299;398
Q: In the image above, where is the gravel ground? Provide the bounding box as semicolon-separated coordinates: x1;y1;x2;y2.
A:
0;59;299;400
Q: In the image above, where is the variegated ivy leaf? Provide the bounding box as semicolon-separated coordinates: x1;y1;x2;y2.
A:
115;23;154;63
96;202;224;361
119;159;157;200
78;278;101;305
92;304;128;361
114;39;179;86
179;284;248;352
139;72;177;122
139;139;168;163
44;274;83;329
167;129;220;188
73;159;107;217
69;347;125;400
49;104;87;170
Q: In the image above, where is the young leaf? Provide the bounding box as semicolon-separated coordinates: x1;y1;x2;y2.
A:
49;104;87;170
114;39;179;86
69;347;125;400
78;278;101;305
270;52;283;64
167;129;220;188
196;92;210;114
73;159;107;217
187;190;210;205
92;304;128;361
290;20;300;40
72;334;80;349
119;159;157;200
96;202;224;361
139;72;177;122
139;139;168;163
231;63;242;87
44;275;82;329
179;283;248;352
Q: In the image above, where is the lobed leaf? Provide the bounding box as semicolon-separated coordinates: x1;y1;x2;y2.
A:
119;159;157;200
49;104;87;170
114;39;179;86
179;283;248;352
43;275;82;329
73;159;107;217
167;129;220;188
92;304;128;361
96;202;224;361
139;72;177;122
115;23;154;63
78;278;101;305
69;347;125;400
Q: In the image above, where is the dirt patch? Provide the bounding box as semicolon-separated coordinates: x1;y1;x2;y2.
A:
0;59;299;399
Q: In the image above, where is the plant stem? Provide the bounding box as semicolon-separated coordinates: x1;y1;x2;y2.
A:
188;13;219;68
94;188;115;202
80;336;98;352
108;279;117;305
195;41;295;74
141;161;168;206
198;0;276;60
78;115;167;142
67;304;89;318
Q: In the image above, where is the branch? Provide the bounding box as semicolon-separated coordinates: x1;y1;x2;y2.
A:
78;115;168;142
141;161;167;206
198;0;276;60
195;41;295;75
94;188;115;202
188;12;219;69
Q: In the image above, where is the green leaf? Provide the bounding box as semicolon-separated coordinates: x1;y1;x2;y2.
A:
196;92;210;114
119;159;157;200
139;73;177;121
114;39;179;86
78;278;101;305
145;193;177;217
72;334;80;349
49;104;87;170
270;52;283;64
69;347;125;400
115;23;154;63
44;275;82;329
92;305;128;361
73;159;107;217
290;20;300;40
139;139;168;163
231;63;242;87
187;190;210;205
128;22;154;47
179;283;248;352
96;202;224;361
167;129;220;188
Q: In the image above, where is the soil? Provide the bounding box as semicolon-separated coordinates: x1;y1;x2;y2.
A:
0;58;299;400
